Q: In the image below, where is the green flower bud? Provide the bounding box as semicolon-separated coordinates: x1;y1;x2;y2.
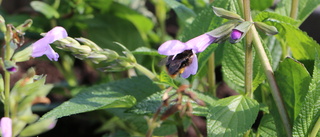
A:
76;37;102;51
16;19;33;32
87;52;108;64
4;60;18;73
254;22;278;35
0;15;6;32
206;20;240;43
212;6;244;21
19;118;57;137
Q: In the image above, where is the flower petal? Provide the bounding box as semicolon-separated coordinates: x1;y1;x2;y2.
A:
158;40;189;55
181;54;198;78
0;117;12;137
185;33;216;53
31;39;51;57
44;26;68;44
44;46;59;61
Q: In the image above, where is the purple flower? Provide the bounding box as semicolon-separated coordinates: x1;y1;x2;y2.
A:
230;29;243;41
158;33;216;78
0;117;12;137
32;26;68;61
6;66;17;73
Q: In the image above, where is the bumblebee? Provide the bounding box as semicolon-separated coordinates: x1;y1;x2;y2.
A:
165;50;194;78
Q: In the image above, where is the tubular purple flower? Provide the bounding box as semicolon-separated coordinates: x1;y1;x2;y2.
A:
158;33;216;78
0;117;12;137
32;26;68;61
230;29;243;41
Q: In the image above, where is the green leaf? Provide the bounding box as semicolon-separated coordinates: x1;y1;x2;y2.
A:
20;118;56;136
164;0;196;24
194;43;219;78
157;71;177;88
255;12;320;60
275;0;320;22
207;95;259;136
274;57;311;124
293;52;320;136
250;0;274;11
222;41;267;91
254;11;299;26
30;1;59;19
258;114;277;137
40;76;160;120
129;89;216;116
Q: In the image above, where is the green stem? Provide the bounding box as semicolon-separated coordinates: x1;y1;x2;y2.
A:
310;117;320;137
208;53;216;96
243;0;253;98
175;113;185;137
134;63;157;80
290;0;299;20
4;25;11;117
251;25;292;136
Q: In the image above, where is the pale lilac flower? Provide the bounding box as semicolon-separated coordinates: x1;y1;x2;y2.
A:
0;117;12;137
230;29;243;41
32;26;68;61
158;33;216;78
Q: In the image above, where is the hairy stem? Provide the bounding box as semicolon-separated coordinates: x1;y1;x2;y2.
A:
310;117;320;137
251;25;292;136
208;53;216;96
4;25;11;117
243;0;253;97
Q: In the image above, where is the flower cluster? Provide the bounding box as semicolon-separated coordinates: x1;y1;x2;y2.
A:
158;6;278;78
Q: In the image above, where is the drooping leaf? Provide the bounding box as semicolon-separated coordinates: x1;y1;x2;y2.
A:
258;114;277;137
293;51;320;136
40;76;160;120
164;0;196;24
207;95;259;136
30;1;59;19
274;57;311;124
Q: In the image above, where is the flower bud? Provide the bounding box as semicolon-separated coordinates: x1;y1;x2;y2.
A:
206;20;240;43
0;15;6;32
212;6;243;21
254;22;278;35
75;37;102;51
16;19;33;32
4;60;18;73
229;21;253;44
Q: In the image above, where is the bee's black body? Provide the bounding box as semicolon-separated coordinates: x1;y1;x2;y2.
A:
166;50;194;77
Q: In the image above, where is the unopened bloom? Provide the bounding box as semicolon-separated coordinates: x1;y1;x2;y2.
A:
230;29;242;41
158;33;216;78
0;117;12;137
32;26;68;61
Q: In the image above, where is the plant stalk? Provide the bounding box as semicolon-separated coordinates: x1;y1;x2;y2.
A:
134;63;157;80
4;25;11;117
208;53;216;96
310;117;320;137
251;25;292;136
290;0;299;20
243;0;253;98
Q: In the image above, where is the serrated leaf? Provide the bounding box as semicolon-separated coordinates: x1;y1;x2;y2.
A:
274;58;311;125
164;0;196;24
207;95;259;136
30;1;59;19
40;76;160;120
255;11;320;60
254;11;299;26
258;114;277;137
129;89;216;116
222;41;267;91
293;52;320;136
275;0;320;22
157;71;177;88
